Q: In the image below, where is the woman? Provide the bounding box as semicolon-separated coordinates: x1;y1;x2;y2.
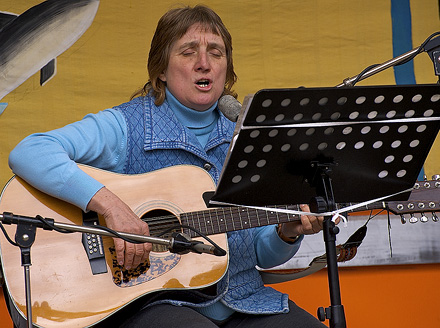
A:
9;5;326;327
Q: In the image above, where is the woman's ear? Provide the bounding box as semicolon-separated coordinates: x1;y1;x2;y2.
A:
159;71;166;82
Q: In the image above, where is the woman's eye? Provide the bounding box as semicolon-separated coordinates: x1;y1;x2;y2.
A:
210;51;222;57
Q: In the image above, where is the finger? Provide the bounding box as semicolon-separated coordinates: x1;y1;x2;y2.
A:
315;214;326;230
301;204;324;233
124;242;136;270
298;204;311;231
309;215;323;233
299;213;313;234
141;243;151;263
300;213;322;234
114;238;125;267
132;243;146;268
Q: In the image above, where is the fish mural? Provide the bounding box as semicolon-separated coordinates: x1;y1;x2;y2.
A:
0;0;100;107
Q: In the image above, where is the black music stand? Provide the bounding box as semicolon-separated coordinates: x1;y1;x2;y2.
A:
210;84;440;328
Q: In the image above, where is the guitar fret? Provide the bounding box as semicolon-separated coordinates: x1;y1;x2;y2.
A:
275;208;280;225
207;209;215;234
286;205;292;223
201;211;208;234
220;207;230;232
239;208;245;229
191;212;197;236
256;208;261;227
230;207;236;232
267;208;274;225
214;209;222;234
181;212;191;236
218;208;224;232
245;208;251;228
240;207;251;229
195;212;206;233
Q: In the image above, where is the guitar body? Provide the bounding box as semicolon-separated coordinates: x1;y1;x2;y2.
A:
0;165;228;328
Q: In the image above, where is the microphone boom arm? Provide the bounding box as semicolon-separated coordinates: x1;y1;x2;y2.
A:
335;47;420;87
0;212;222;254
336;32;440;87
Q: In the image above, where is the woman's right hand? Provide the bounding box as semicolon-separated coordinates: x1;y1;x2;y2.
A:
87;187;151;269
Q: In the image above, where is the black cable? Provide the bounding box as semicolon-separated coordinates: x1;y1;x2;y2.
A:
0;222;19;247
351;31;440;86
35;215;73;234
155;224;226;255
2;213;226;255
350;64;381;86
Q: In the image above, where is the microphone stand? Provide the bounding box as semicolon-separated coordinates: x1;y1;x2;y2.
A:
336;32;440;87
0;212;222;328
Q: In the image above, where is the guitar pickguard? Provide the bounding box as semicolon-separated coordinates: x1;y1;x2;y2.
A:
109;247;181;287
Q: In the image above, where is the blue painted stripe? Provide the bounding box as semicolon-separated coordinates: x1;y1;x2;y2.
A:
390;0;425;180
0;103;7;115
391;0;416;85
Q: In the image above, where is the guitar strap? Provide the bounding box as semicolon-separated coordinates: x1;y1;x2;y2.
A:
259;224;368;284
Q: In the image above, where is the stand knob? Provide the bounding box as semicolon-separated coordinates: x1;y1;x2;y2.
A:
310;196;328;213
317;306;329;321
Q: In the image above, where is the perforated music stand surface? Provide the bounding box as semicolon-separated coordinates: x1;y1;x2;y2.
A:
212;84;440;206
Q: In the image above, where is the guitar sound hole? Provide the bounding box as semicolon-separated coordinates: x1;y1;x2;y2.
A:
141;210;181;252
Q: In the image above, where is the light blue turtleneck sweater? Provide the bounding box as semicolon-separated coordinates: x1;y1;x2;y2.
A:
165;89;219;148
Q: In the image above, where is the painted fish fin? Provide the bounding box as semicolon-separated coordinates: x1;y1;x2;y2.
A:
0;12;18;31
40;58;57;86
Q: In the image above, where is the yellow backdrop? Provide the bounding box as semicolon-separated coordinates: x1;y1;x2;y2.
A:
1;0;439;187
1;2;440;327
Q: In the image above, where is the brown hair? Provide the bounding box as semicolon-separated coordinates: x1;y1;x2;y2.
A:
131;5;237;104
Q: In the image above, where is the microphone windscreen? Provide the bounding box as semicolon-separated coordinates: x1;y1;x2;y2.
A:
218;95;242;122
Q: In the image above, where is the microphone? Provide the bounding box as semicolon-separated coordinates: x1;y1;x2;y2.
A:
218;95;242;122
191;241;226;256
169;232;226;256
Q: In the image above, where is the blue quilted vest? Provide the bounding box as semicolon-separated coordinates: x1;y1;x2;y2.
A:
114;95;289;315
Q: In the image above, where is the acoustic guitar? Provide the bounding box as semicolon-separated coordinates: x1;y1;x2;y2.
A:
0;164;438;327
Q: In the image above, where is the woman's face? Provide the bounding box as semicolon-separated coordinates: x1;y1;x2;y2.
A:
160;23;227;111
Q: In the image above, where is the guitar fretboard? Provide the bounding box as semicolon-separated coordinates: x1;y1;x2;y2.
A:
178;201;392;237
180;205;302;237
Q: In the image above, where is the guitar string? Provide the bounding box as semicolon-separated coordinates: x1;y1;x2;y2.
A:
144;201;383;237
145;204;302;237
209;187;414;227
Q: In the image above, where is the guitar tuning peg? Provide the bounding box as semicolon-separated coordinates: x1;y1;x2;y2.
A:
400;214;407;224
420;213;428;223
432;212;439;222
432;174;440;181
409;215;418;224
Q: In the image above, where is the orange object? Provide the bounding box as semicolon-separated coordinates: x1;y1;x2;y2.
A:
273;263;440;327
1;264;440;327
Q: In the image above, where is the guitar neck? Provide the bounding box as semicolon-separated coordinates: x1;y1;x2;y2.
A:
179;202;388;237
180;205;301;237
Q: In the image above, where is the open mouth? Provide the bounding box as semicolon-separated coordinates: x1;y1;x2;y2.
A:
196;79;210;88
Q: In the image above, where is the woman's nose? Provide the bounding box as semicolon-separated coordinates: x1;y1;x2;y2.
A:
195;51;210;72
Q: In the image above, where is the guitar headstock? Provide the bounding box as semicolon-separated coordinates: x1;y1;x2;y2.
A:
386;179;440;223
